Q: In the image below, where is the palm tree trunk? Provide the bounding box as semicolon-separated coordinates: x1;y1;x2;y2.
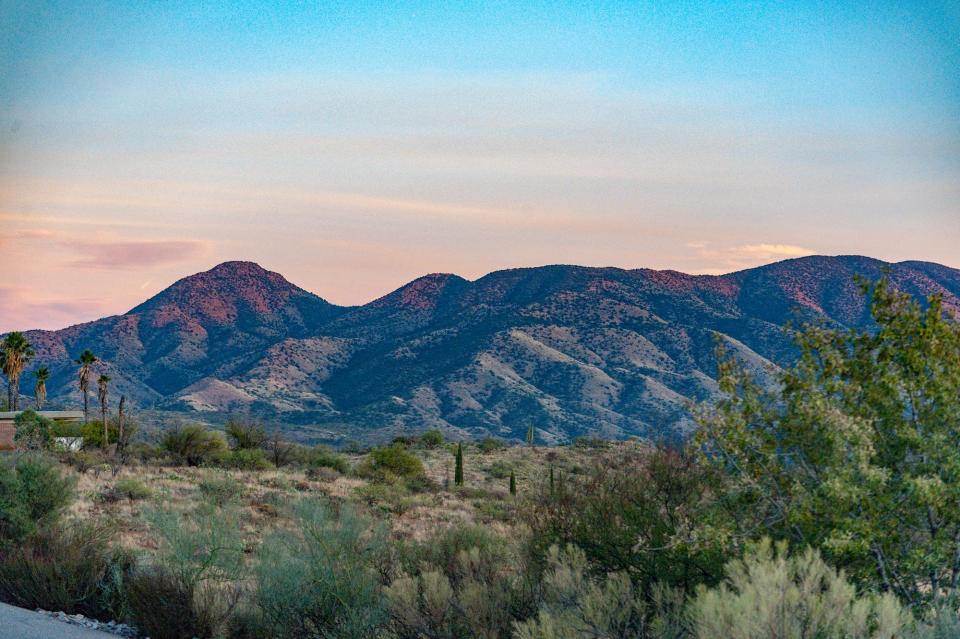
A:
102;405;107;446
117;396;125;450
11;376;18;411
83;390;89;424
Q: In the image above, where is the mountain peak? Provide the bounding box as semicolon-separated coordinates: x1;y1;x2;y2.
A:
129;260;335;327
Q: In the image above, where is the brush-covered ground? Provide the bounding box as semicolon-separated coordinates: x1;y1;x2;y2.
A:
66;433;602;551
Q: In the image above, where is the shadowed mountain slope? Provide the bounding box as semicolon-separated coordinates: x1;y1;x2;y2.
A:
16;256;960;443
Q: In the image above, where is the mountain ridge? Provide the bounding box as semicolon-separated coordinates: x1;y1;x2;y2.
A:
11;255;960;443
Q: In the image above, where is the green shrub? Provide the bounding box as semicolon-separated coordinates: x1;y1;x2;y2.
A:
387;524;530;638
254;499;387;638
214;448;272;471
514;544;686;639
0;523;129;621
198;474;246;506
487;460;512;479
359;444;424;481
52;420;84;438
0;453;74;544
128;504;246;639
478;437;505;454
80;420;119;448
159;425;227;466
224;418;268;450
420;429;444;449
527;446;725;596
689;539;911;639
112;478;153;501
13;410;54;450
303;445;350;475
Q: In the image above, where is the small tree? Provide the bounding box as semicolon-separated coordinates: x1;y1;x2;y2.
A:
454;443;464;487
225;418;267;450
13;409;54;450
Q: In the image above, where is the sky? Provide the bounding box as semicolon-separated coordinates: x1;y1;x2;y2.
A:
1;0;958;331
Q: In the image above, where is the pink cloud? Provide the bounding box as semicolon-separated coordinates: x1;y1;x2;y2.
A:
66;239;207;269
0;286;116;332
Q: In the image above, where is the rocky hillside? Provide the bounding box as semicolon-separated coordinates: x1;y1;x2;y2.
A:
17;256;960;443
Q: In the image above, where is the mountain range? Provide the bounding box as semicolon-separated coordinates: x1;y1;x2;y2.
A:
15;256;960;444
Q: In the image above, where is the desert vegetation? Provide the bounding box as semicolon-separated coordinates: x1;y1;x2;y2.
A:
0;276;958;638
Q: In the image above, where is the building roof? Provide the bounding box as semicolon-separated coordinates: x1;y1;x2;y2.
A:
0;411;84;420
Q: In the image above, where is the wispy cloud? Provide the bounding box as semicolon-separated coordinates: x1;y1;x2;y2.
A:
0;286;116;332
688;242;818;274
67;239;208;269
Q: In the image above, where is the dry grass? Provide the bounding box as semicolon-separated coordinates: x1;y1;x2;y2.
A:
62;441;626;550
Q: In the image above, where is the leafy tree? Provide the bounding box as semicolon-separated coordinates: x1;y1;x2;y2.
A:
454;443;464;487
13;410;54;450
696;277;960;607
1;332;34;411
75;350;97;423
160;425;227;466
224;417;267;450
33;367;49;410
420;429;444;449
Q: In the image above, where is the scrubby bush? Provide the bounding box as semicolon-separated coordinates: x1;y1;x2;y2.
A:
514;544;685;639
0;453;74;544
689;539;911;639
13;410;54;450
386;523;532;639
214;448;272;471
159;424;227;466
81;420;119;448
358;444;424;481
62;449;107;474
419;429;444;449
254;499;387;638
111;478;153;501
303;445;350;475
198;474;246;506
478;437;505;454
0;523;130;621
128;504;246;639
225;418;267;450
263;431;298;468
526;446;725;596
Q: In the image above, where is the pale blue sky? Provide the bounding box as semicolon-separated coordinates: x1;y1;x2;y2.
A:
1;1;958;330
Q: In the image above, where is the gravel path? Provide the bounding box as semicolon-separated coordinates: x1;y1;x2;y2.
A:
0;603;122;638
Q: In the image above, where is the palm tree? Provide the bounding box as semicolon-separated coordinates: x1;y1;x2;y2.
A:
98;374;110;447
1;332;35;411
34;367;49;410
76;350;97;423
